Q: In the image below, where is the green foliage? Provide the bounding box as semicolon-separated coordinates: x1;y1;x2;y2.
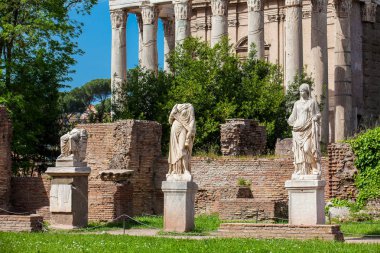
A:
2;231;380;252
237;178;252;187
0;0;97;175
338;221;380;236
59;78;111;127
347;127;380;207
166;37;286;152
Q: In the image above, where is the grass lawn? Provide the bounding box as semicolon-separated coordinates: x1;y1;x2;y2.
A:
1;215;380;252
1;232;380;253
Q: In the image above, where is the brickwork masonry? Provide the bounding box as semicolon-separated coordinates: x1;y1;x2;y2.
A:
0;106;12;212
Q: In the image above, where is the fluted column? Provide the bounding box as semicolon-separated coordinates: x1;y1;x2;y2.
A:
162;18;175;72
311;0;329;145
136;13;143;65
141;4;158;73
334;0;352;141
284;0;303;90
110;9;127;113
210;0;228;47
247;0;264;58
173;0;191;44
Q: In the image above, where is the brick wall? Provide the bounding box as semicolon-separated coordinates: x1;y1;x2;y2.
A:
0;106;12;212
0;214;43;232
155;157;329;219
327;143;358;200
77;120;162;221
220;119;266;156
274;138;293;157
10;176;51;219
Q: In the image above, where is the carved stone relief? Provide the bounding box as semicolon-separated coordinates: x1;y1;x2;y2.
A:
110;10;127;29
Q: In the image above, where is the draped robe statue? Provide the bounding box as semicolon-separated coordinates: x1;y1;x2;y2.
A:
287;84;322;179
167;103;196;181
58;128;88;164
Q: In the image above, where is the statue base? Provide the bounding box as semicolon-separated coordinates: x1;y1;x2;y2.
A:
46;166;91;229
166;171;192;182
161;181;198;232
55;156;87;167
285;179;326;225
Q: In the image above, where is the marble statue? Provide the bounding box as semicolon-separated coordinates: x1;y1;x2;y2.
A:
167;103;196;181
58;128;88;163
287;83;322;179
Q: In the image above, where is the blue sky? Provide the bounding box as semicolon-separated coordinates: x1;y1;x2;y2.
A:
67;1;164;89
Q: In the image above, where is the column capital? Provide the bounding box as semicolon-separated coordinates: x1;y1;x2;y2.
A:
247;0;263;12
285;0;302;6
141;4;158;25
362;1;377;23
173;0;191;20
311;0;327;13
334;0;352;18
211;0;229;16
110;9;127;29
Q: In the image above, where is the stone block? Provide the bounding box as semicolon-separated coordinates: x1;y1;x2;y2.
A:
285;179;326;225
46;166;90;228
162;181;198;232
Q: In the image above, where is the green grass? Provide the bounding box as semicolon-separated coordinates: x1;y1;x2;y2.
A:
1;232;379;253
339;220;380;237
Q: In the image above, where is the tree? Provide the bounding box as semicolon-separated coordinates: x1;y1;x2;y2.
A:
59;78;111;126
0;0;97;175
166;37;286;152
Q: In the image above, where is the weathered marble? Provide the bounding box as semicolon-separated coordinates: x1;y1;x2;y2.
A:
311;0;329;147
162;181;198;232
141;4;158;73
285;179;326;225
211;0;228;47
334;0;353;141
167;103;196;182
247;0;264;58
288;84;322;179
56;128;88;167
46;167;91;229
284;0;303;89
173;0;191;44
110;9;127;112
162;17;175;72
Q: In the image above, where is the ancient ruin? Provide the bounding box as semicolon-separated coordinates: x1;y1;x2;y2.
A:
109;0;380;147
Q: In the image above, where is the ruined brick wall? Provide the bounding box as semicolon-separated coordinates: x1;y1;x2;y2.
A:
0;214;43;232
77;120;162;221
221;119;266;156
274;138;293;157
155;157;329;219
327;143;358;200
362;8;380;122
10;176;51;219
0;106;12;212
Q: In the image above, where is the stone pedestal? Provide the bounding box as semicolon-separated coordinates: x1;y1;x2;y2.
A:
46;166;91;229
285;179;326;225
162;181;198;232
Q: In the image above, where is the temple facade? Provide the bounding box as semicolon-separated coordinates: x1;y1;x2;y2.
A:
109;0;380;143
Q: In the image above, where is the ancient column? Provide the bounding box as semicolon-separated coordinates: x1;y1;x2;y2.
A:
284;0;303;90
136;13;143;65
311;0;329;146
210;0;228;47
162;18;175;72
247;0;264;58
334;0;352;141
141;4;158;73
110;9;127;112
173;0;191;44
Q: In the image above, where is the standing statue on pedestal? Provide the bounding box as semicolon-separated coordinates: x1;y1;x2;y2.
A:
287;83;321;179
167;103;196;181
